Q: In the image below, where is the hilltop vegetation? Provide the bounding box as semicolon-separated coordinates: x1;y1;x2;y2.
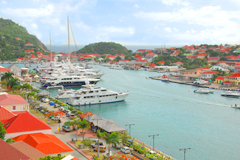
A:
77;42;132;55
0;18;48;60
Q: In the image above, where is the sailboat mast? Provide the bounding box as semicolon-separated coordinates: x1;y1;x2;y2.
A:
67;16;70;65
49;30;52;62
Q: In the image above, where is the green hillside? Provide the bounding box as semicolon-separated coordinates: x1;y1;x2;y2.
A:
77;42;131;55
0;18;48;60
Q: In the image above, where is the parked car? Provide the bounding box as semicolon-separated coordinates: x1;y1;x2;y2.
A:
124;139;133;147
69;114;75;119
91;142;103;148
54;104;60;108
43;98;49;103
51;116;61;121
93;146;106;152
112;140;122;149
62;125;71;132
120;147;131;154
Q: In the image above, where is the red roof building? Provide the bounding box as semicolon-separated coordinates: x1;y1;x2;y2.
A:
0;94;28;111
0;139;30;160
0;106;16;121
207;57;220;63
36;51;41;54
134;54;142;59
147;63;158;67
157;61;165;64
25;42;33;46
136;49;151;53
1;109;51;139
13;133;73;155
0;68;11;75
30;54;38;59
173;62;183;66
216;76;225;80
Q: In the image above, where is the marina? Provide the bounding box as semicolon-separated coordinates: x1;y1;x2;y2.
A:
1;63;240;160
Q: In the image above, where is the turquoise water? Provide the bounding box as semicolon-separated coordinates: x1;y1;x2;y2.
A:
2;63;240;160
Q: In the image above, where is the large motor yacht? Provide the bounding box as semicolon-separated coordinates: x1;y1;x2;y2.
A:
41;74;99;88
68;84;129;106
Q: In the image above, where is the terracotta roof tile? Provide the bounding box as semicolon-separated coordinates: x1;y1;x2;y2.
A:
0;139;30;160
0;94;28;105
13;133;73;155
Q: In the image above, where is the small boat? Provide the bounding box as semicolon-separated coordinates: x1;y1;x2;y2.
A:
46;85;64;89
221;91;240;98
194;88;214;94
162;74;169;82
230;104;240;109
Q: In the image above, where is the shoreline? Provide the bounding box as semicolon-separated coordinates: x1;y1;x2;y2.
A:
150;76;240;92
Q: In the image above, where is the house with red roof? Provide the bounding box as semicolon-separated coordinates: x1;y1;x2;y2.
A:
10;141;46;160
0;67;12;78
200;71;218;80
36;51;42;54
173;62;183;66
13;132;73;156
0;139;30;160
106;55;115;60
208;46;217;50
15;37;21;40
29;54;38;62
25;42;33;46
207;57;220;63
214;76;225;84
224;73;240;86
136;58;147;63
0;94;29;111
147;63;158;67
136;49;151;53
25;50;34;53
145;52;157;62
157;61;165;65
193;54;207;59
134;54;142;59
0;107;52;139
119;54;125;59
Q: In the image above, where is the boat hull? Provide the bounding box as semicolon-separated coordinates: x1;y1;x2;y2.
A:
41;80;99;88
68;93;129;106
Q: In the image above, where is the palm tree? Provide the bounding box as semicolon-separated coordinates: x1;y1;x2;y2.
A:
96;130;104;157
1;71;13;81
119;131;130;147
21;83;32;91
103;132;120;158
78;119;91;140
7;77;20;92
72;119;79;141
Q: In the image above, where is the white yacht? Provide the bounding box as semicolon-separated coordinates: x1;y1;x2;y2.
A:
68;84;129;106
194;88;214;94
41;74;99;88
55;87;77;99
221;91;240;98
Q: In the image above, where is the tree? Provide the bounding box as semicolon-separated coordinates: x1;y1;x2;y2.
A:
78;119;90;140
96;130;104;157
21;83;32;91
1;71;13;81
6;138;15;143
120;131;131;146
0;121;6;140
6;77;20;91
114;56;121;62
103;132;120;157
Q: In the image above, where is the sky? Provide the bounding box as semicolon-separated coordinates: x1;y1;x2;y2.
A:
0;0;240;46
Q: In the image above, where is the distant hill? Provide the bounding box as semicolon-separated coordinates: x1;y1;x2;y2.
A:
0;18;48;60
77;42;131;55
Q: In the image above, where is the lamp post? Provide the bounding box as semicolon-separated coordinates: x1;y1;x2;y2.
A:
125;124;135;137
148;134;159;151
179;148;191;160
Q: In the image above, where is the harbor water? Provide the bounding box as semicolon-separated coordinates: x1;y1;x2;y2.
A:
2;63;240;160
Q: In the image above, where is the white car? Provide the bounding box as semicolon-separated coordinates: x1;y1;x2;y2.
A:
43;98;50;103
120;147;131;154
51;116;61;121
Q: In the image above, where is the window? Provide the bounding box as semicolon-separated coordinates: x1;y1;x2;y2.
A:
13;106;16;110
89;91;93;93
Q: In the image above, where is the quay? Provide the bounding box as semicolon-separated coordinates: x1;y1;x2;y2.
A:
151;76;240;91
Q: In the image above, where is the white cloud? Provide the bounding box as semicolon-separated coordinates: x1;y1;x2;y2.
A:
75;22;91;30
31;23;38;29
2;4;54;18
160;0;190;6
173;28;178;32
134;4;140;8
186;29;195;33
2;0;6;4
101;26;135;35
231;0;240;6
164;27;172;33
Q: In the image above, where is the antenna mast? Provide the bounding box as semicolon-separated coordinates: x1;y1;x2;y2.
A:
67;16;70;65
